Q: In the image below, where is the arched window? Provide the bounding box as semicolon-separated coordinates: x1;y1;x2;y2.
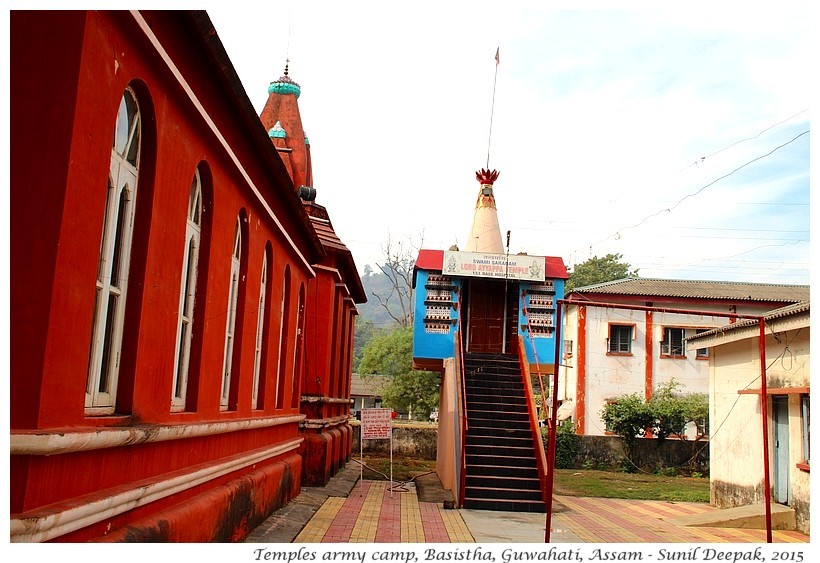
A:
171;171;203;411
86;88;141;414
252;251;269;408
276;267;291;409
291;283;306;409
221;217;242;410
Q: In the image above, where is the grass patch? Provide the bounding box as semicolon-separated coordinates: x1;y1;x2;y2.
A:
353;454;436;482
350;456;709;503
554;469;710;502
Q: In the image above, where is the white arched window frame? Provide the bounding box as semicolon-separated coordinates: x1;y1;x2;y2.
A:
221;218;241;409
252;253;268;408
86;88;141;414
171;172;203;411
275;275;287;408
290;286;305;408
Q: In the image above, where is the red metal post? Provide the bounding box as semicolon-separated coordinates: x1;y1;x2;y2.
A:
544;300;563;542
457;303;468;507
759;318;773;543
552;299;772;543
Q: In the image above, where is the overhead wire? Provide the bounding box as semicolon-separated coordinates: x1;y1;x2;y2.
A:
551;110;811;266
679;108;808;172
592;129;810;247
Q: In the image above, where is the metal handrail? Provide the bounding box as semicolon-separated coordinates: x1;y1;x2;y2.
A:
518;336;549;504
456;303;468;507
522;306;549;426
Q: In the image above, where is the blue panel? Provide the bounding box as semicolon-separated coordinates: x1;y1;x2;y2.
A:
412;269;460;360
519;278;565;366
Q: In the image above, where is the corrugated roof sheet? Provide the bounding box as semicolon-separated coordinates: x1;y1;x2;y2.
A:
571;277;809;303
687;301;810;339
350;374;389;397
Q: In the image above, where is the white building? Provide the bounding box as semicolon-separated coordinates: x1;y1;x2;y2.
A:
559;278;809;439
687;302;810;534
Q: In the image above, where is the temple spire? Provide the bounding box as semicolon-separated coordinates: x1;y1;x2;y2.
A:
464;168;504;253
259;60;310;190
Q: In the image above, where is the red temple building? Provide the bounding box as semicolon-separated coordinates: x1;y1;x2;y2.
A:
260;63;367;485
9;10;364;542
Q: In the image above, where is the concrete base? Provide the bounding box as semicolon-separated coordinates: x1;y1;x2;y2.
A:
666;502;796;530
414;471;454;504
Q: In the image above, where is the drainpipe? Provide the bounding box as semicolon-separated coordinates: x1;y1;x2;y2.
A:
759;318;772;543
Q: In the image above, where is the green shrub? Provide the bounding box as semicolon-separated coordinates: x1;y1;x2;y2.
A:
543;420;581;469
555;419;580;469
601;380;710;469
618;458;636;473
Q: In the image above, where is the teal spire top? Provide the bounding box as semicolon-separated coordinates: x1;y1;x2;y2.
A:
268;59;301;98
268;121;287;139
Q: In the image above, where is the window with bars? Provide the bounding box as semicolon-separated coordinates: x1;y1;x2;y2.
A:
661;327;686;357
695;329;710;358
608;324;633;354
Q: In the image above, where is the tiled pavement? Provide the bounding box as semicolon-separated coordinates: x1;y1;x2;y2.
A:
550;496;809;544
246;465;810;544
294;481;473;543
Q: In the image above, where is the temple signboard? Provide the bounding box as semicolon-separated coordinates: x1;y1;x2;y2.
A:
443;250;545;281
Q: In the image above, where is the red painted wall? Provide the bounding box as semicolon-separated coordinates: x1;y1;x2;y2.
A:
9;11;335;541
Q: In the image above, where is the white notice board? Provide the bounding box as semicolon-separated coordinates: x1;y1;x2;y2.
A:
359;408;394;495
361;408;392;440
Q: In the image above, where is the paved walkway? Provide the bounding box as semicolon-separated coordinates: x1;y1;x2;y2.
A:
246;465;810;544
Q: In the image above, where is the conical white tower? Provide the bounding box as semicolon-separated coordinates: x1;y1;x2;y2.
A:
464;168;504;253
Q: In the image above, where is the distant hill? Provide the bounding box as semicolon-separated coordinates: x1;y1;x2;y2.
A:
357;267;413;329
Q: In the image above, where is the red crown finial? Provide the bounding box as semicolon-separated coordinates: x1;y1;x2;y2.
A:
475;168;500;185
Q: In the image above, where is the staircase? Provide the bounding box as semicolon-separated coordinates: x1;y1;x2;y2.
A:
462;352;546;512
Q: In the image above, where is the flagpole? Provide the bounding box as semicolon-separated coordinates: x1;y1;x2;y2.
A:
486;47;500;169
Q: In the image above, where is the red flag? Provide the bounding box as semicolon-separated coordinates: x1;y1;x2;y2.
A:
495;47;500;65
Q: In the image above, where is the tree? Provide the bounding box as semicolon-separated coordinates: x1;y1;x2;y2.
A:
358;325;440;419
352;318;382;373
650;380;709;471
601;380;710;471
649;380;708;440
370;232;422;328
566;253;639;293
599;393;655;462
380;371;441;420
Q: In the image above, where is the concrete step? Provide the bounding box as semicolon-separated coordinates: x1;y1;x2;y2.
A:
463;497;546;513
665;502;797;530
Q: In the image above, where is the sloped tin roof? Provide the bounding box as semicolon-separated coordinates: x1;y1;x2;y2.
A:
571;277;809;303
687;301;809;340
350;374;389;397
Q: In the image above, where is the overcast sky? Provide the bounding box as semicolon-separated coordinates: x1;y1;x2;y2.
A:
40;2;820;285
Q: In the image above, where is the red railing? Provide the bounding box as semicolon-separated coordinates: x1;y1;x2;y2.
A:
522;306;550;426
456;304;468;507
518;335;549;503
